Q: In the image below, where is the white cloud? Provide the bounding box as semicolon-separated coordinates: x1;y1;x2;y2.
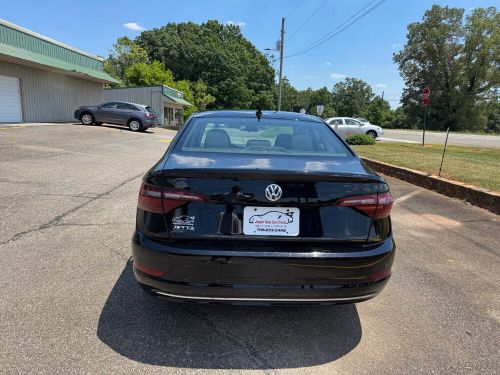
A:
325;61;332;66
391;43;401;49
123;22;145;31
226;20;246;27
330;73;346;80
374;83;388;89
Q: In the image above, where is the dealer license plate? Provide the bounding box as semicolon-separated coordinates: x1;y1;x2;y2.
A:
243;206;300;236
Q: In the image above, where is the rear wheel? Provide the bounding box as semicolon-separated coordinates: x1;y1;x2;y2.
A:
95;122;103;126
366;130;377;139
128;118;143;132
80;112;94;125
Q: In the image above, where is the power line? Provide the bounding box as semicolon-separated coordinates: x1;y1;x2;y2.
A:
286;0;304;18
286;0;328;41
285;0;387;58
286;0;384;57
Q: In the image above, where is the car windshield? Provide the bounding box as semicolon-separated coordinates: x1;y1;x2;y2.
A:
176;116;350;157
145;106;154;113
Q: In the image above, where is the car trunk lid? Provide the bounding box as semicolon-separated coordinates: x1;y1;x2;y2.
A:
138;152;392;243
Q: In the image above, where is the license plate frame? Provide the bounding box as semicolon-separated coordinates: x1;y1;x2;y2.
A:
243;206;300;236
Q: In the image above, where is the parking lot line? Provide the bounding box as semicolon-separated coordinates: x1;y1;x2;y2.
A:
378;137;420;144
0;125;26;130
394;188;424;205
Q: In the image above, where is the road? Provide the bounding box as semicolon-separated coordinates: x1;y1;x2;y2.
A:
380;129;500;148
0;124;498;374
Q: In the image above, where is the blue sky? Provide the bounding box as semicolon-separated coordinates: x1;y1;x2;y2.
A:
2;0;496;107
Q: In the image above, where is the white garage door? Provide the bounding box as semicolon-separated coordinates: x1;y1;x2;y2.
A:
0;75;22;122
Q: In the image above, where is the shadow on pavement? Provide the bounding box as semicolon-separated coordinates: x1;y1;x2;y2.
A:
97;261;362;370
76;123;154;133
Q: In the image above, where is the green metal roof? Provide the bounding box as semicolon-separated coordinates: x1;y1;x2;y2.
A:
162;85;193;106
0;19;118;84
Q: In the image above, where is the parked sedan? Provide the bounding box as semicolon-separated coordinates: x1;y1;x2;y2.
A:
325;117;384;139
132;110;395;305
74;101;158;132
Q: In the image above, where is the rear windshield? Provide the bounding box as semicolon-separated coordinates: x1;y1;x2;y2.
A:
176;116;350;157
145;106;154;113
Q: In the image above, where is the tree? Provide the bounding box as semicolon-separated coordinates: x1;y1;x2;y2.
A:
103;37;148;85
190;80;215;111
125;61;196;117
296;88;314;113
363;96;392;125
309;87;334;117
292;87;335;117
136;20;275;109
276;77;298;112
125;61;175;86
394;5;499;132
332;78;374;116
380;107;410;129
457;7;500;131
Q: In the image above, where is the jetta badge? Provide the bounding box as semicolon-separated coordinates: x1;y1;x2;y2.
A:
265;184;282;202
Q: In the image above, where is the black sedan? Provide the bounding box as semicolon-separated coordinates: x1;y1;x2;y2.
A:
132;110;395;304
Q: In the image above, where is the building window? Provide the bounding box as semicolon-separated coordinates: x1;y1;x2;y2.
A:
164;107;174;122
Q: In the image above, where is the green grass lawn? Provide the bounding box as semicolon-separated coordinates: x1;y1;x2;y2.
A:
352;142;500;192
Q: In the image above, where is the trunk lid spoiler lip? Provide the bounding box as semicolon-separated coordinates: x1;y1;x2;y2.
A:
159;168;384;183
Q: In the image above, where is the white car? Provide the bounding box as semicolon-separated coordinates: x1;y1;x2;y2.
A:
325;117;384;139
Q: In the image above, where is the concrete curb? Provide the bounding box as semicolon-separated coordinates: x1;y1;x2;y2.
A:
361;157;500;215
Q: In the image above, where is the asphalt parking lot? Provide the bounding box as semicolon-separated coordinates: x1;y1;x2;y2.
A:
0;123;498;374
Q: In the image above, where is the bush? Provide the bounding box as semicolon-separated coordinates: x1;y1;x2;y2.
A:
345;134;376;145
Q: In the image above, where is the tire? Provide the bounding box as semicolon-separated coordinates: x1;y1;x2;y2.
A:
80;112;94;125
128;118;143;132
366;130;377;139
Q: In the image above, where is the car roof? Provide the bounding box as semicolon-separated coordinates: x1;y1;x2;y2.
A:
106;100;147;108
192;110;324;123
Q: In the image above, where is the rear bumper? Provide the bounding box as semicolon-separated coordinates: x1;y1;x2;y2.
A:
142;119;158;128
132;231;395;304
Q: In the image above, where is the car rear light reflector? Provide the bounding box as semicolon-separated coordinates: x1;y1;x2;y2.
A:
337;191;393;218
370;269;392;281
134;263;165;278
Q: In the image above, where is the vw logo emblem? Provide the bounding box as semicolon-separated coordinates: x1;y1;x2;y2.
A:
265;184;282;202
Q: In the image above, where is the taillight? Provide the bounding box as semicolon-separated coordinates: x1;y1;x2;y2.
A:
337;191;393;219
138;183;207;213
138;183;163;213
145;112;156;119
163;189;207;212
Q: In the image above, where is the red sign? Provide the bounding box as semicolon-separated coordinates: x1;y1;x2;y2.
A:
422;87;431;106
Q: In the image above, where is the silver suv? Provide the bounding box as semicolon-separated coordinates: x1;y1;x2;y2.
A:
74;101;158;132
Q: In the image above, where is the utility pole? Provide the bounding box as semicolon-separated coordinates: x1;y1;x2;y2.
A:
381;91;384;101
277;17;285;111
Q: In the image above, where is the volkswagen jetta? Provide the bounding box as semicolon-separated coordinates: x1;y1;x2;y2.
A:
132;110;395;304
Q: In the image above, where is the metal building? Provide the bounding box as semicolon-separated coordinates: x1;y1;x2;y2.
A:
104;85;193;126
0;19;117;123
